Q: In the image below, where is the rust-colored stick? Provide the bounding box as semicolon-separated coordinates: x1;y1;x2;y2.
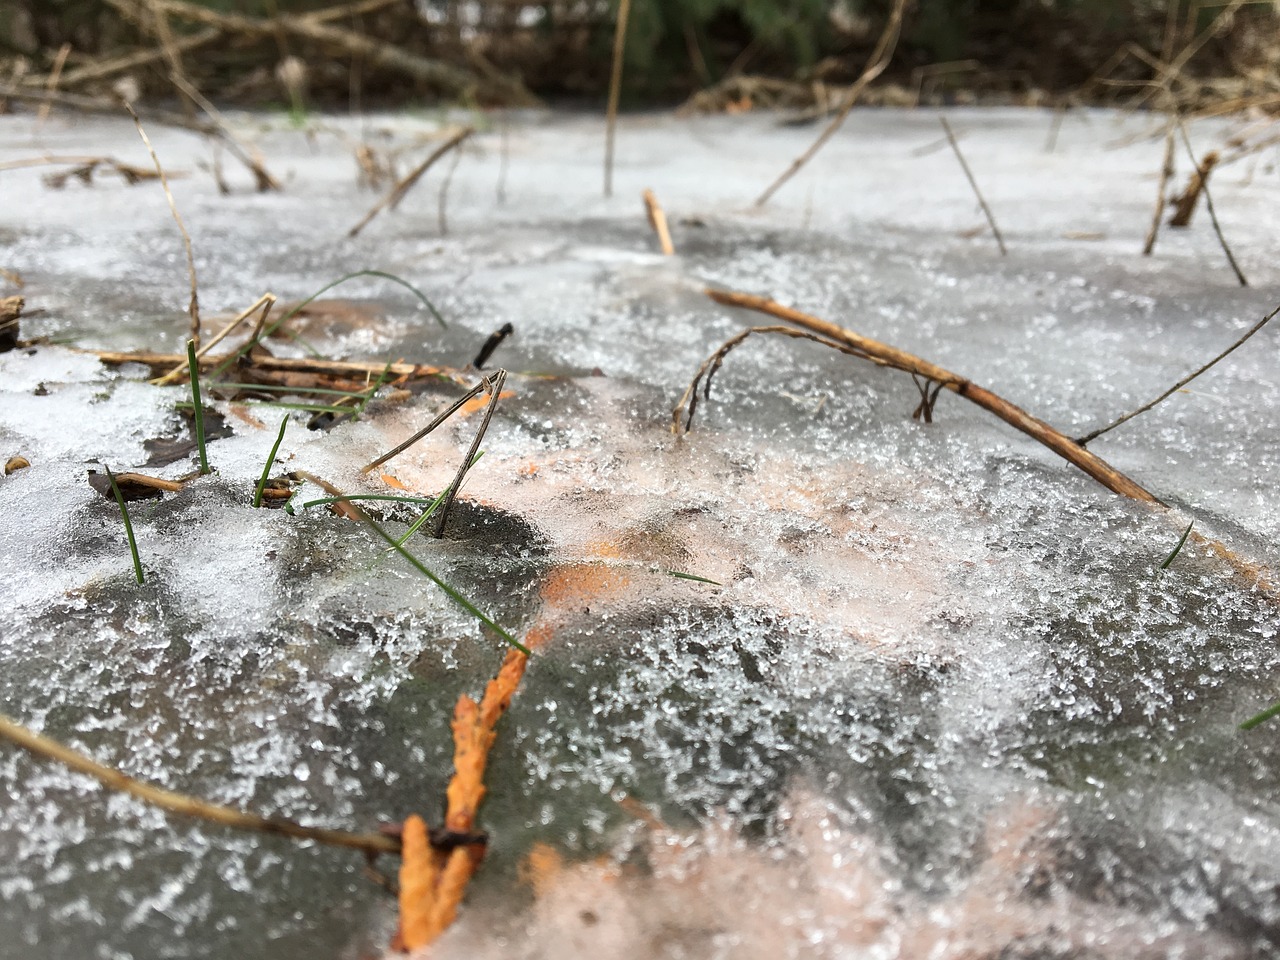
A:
703;288;1161;504
643;189;674;255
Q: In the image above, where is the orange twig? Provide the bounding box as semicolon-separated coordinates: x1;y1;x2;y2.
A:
395;648;529;951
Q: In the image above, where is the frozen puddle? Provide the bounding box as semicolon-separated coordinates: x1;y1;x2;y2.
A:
1;108;1279;959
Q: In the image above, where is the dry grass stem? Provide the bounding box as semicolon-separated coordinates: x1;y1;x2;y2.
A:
348;126;474;238
1142;119;1177;256
603;0;633;198
361;378;489;474
37;43;72;124
431;369;506;538
124;100;201;348
438;145;464;235
754;0;906;207
0;713;398;855
939;116;1007;255
166;72;281;191
643;189;675;255
1076;300;1278;446
152;294;276;385
1176;121;1246;286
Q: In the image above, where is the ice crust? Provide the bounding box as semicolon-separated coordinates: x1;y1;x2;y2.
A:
1;109;1280;959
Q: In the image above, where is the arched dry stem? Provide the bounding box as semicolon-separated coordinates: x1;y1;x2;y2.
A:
673;324;901;434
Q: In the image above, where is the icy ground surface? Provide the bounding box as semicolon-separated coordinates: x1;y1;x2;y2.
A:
1;107;1280;959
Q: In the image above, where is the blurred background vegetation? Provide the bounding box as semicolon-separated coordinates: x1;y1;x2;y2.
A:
1;0;1276;108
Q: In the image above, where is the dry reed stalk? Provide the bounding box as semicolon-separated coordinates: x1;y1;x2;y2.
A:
1142;119;1177;256
1175;121;1247;286
604;0;633;198
430;369;506;538
36;43;72;124
348;126;474;238
938;117;1007;255
643;189;675;255
124;101;201;349
167;72;281;191
754;0;906;207
0;713;398;855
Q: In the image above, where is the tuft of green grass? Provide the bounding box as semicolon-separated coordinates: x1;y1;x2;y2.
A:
253;416;289;508
362;513;529;655
187;340;210;475
1160;521;1195;570
1240;700;1280;731
104;465;145;584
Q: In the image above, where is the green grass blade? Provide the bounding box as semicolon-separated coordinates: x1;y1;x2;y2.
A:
1160;521;1195;570
1240;700;1280;731
253;416;289;508
665;569;723;586
362;515;528;655
104;466;145;584
187;340;210;475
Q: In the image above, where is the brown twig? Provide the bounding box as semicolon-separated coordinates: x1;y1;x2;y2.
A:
1142;119;1177;256
603;0;633;198
361;378;490;474
754;0;906;207
431;369;505;538
124;100;201;349
692;288;1162;504
1076;300;1278;446
37;43;72;124
938;116;1007;256
0;712;398;856
87;346;465;388
1175;121;1246;286
348;126;474;238
154;0;480;99
167;72;281;192
1168;149;1218;227
642;189;675;255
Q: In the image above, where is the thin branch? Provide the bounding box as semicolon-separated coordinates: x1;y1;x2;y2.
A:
432;369;506;538
1076;300;1278;446
696;288;1162;504
124;100;201;349
37;43;72;124
939;116;1007;255
0;712;398;855
361;379;490;474
603;0;633;198
1176;120;1247;286
1143;118;1176;256
348;127;474;238
754;0;906;207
